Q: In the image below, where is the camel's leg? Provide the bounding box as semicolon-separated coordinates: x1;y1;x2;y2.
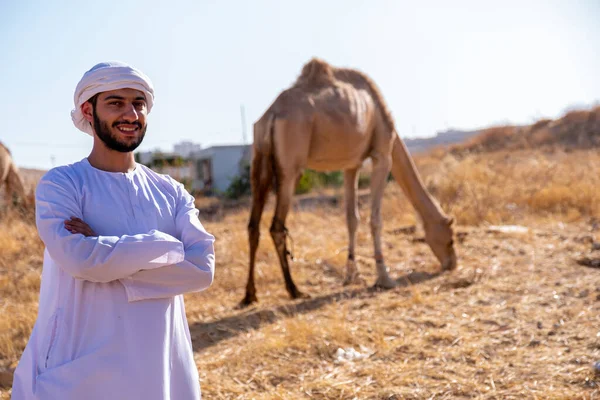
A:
0;169;8;202
343;167;362;285
7;166;26;206
270;173;308;300
1;179;7;201
370;153;396;289
240;153;273;307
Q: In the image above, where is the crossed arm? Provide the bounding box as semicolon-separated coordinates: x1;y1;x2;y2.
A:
36;170;215;302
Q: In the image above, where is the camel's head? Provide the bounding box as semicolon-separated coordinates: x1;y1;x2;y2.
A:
424;217;457;271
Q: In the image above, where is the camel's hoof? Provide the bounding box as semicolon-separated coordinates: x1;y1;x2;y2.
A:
442;263;457;272
441;257;458;272
236;294;258;309
373;277;397;290
291;290;310;300
343;274;364;286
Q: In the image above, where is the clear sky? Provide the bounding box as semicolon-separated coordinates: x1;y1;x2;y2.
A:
1;0;599;170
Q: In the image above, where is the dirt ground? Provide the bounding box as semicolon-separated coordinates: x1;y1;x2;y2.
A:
188;212;600;399
1;153;599;399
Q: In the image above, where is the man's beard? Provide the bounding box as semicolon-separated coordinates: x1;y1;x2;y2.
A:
93;112;146;153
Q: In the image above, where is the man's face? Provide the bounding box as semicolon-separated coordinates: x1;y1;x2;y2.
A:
86;88;148;153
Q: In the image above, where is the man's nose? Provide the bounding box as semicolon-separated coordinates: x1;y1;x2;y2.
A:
121;104;139;122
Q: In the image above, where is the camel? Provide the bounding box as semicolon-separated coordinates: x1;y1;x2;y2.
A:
241;58;456;306
0;142;29;207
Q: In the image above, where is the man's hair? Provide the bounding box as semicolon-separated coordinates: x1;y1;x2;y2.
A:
87;93;100;110
86;94;100;131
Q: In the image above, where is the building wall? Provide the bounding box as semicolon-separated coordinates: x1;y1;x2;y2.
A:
173;141;202;158
190;145;250;193
137;151;154;165
154;164;194;182
210;146;251;192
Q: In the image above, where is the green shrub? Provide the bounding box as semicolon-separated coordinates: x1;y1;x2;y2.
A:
225;166;365;198
225;163;251;199
295;170;345;194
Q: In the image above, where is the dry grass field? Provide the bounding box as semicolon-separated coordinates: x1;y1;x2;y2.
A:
1;108;599;399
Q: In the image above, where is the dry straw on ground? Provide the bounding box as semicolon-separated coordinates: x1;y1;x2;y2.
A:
1;109;599;398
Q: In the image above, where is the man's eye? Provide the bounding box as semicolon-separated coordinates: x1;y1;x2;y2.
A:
109;101;122;106
134;102;146;108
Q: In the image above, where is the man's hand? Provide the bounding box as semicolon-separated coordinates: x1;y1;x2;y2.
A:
64;217;97;237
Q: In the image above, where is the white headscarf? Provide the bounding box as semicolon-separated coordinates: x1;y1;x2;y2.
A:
71;61;155;136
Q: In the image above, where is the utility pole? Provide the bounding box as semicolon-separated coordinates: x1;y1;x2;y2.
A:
240;104;247;145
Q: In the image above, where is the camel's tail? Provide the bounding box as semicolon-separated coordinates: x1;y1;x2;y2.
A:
251;112;277;193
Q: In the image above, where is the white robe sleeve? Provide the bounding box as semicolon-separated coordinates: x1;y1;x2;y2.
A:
36;170;185;283
120;181;215;302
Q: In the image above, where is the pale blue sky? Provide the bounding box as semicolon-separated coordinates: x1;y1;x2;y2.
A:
1;0;599;170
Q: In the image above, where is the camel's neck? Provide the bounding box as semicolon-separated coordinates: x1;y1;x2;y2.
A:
7;164;26;197
390;134;447;225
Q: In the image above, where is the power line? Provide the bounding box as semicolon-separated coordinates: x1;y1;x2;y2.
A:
7;129;250;150
9;141;89;149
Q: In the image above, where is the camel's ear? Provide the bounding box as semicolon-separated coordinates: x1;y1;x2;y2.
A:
446;217;455;226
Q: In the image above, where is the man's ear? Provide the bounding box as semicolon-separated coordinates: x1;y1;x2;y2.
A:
81;102;94;123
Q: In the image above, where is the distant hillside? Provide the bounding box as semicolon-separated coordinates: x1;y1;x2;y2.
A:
403;129;481;154
451;106;600;154
18;168;47;192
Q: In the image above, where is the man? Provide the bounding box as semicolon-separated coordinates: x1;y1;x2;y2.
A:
12;61;215;399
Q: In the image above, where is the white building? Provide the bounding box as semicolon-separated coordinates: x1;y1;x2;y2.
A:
138;141;202;165
173;141;202;158
136;142;252;195
191;145;251;193
137;150;155;165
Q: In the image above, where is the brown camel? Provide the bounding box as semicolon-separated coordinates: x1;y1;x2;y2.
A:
0;142;28;207
242;58;456;306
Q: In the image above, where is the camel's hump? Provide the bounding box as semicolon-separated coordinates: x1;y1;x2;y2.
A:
296;58;336;86
0;142;11;155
